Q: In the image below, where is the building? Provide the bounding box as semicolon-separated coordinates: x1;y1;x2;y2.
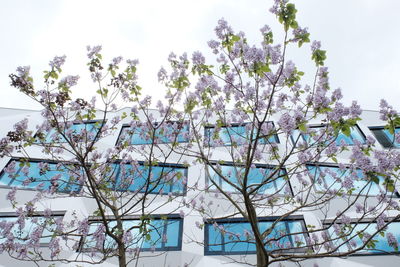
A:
0;107;399;267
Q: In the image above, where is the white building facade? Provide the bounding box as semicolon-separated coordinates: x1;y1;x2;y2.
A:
0;107;399;267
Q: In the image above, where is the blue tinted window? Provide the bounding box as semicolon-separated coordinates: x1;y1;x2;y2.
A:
370;127;400;148
292;125;365;146
207;164;290;195
0;159;83;193
82;217;182;251
306;164;394;196
36;121;101;143
0;214;64;245
326;221;400;254
205;122;279;147
205;218;307;255
108;162;187;194
118;122;189;145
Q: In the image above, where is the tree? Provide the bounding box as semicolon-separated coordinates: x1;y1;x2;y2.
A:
2;47;191;267
156;0;400;266
2;0;400;267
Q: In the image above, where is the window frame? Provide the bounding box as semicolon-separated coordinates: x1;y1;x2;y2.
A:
204;121;280;147
323;218;400;256
108;160;188;196
79;214;184;252
291;124;366;146
305;162;400;197
205;162;292;196
0;211;65;247
34;119;104;144
204;215;309;255
369;126;399;149
0;157;84;193
115;120;190;146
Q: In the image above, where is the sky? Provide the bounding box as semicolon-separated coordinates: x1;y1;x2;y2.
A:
1;0;400;111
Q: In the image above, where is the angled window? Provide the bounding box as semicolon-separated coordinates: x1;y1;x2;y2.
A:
291;124;366;146
106;162;187;195
35;120;102;143
205;216;308;255
324;220;400;255
0;212;64;246
117;121;189;145
81;215;183;252
0;158;83;193
306;164;398;196
369;126;400;148
206;163;291;195
204;122;279;147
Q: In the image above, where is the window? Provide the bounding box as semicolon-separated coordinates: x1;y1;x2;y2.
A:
107;162;187;195
0;158;83;193
292;124;366;146
35;120;102;143
204;122;279;147
324;220;400;255
205;216;308;255
369;126;400;148
117;121;189;145
206;163;291;195
0;212;64;245
306;164;398;196
81;215;183;252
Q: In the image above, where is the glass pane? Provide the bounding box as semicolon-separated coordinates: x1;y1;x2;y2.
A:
121;122;189;145
335;133;354;145
84;218;181;251
164;219;180;247
207;224;223;252
115;164;185;194
0;216;60;245
208;165;287;195
206;123;278;146
0;160;82;193
223;222;256;253
350;127;365;144
207;219;307;255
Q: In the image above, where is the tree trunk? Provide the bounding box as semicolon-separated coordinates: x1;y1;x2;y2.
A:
118;243;127;267
256;246;268;267
244;195;269;267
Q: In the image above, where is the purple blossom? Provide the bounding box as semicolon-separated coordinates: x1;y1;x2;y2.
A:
311;40;321;52
4;161;16;174
14;118;29;133
379;99;397;120
260;25;271;34
49;237;60;258
355;203;364;213
157;67;167;82
332;88;343;101
49;55;66;69
387;232;398;250
126;59;139;66
6;187;17;202
278;112;296;133
292;27;309;41
87;45;102;59
179;210;185;218
207;40;220;54
192;51;205;66
376;214;387;230
349;101;362;119
16;66;31;78
214;18;233;40
60;75;80;87
112;56;123;65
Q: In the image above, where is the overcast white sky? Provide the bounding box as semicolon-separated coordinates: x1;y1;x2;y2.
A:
1;0;400;111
